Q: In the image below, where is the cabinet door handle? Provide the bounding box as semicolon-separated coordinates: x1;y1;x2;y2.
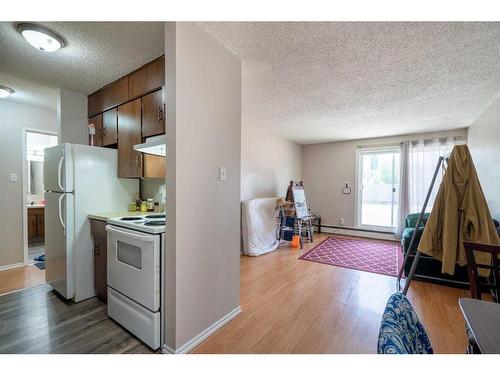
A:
94;244;100;255
135;155;141;167
158;107;162;122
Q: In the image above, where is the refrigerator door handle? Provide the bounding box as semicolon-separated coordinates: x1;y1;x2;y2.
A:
57;156;65;191
58;193;66;233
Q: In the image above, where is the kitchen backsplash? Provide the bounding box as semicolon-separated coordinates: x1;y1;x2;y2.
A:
141;178;166;204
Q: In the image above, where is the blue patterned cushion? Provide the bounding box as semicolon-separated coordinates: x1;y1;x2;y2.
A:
378;293;433;354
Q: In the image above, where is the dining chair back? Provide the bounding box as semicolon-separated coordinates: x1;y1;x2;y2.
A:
463;241;500;302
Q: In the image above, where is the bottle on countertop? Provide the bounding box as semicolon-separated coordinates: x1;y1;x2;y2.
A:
147;198;154;212
140;201;148;212
129;202;137;212
135;193;141;211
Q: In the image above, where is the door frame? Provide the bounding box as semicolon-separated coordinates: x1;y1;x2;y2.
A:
22;128;59;265
355;145;401;233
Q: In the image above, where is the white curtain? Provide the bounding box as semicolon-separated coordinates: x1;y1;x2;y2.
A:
407;137;465;215
396;141;410;237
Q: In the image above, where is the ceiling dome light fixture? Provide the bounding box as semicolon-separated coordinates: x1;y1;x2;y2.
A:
0;85;15;98
17;23;66;52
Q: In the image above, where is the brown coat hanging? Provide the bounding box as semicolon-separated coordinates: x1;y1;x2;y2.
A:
418;145;500;275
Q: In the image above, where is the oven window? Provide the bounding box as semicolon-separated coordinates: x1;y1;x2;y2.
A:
117;241;142;269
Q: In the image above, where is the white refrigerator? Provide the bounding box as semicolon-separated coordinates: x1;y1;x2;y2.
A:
44;144;138;302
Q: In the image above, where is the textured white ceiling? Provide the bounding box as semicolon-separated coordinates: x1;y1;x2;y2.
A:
0;72;58;111
199;22;500;144
0;22;164;110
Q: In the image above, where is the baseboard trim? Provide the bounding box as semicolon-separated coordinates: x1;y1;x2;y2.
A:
0;262;26;271
162;306;242;354
320;226;398;242
319;224;394;235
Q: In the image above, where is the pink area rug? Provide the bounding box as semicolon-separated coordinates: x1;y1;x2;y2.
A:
299;236;403;277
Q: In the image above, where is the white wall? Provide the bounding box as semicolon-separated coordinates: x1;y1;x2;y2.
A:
58;88;88;145
302;128;468;229
468;95;500;220
0;101;57;267
165;22;241;352
241;122;302;201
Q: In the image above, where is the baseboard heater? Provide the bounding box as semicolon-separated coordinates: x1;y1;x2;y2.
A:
315;224;395;236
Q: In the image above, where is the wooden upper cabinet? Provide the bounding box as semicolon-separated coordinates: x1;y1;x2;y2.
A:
129;56;165;99
117;99;143;178
88;114;103;147
142;88;165;138
87;55;164;118
102;108;118;146
88;77;129;117
143;154;166;178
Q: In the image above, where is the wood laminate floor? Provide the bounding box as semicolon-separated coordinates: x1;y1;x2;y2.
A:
0;265;46;295
191;233;470;354
0;284;154;354
0;233;470;354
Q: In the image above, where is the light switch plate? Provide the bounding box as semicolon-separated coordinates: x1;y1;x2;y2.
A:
10;173;18;183
219;166;227;182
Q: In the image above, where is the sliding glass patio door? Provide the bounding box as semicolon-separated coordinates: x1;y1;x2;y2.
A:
356;147;400;231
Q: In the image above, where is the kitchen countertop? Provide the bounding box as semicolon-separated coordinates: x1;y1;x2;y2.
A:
28;204;45;209
88;211;146;222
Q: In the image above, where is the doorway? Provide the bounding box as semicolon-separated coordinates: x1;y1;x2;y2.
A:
23;130;58;267
356;146;400;231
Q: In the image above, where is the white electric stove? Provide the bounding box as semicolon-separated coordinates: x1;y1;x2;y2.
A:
106;212;165;349
107;213;166;234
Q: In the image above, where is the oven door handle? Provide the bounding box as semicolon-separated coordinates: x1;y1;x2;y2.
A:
105;225;157;242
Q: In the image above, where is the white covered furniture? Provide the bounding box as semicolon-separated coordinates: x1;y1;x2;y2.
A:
241;198;280;256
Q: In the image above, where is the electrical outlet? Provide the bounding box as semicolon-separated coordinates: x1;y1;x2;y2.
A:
9;173;18;183
342;182;352;194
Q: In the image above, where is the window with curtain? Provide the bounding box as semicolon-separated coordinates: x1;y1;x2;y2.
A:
407;136;466;214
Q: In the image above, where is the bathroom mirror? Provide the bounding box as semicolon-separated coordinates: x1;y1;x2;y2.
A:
28;160;44;195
